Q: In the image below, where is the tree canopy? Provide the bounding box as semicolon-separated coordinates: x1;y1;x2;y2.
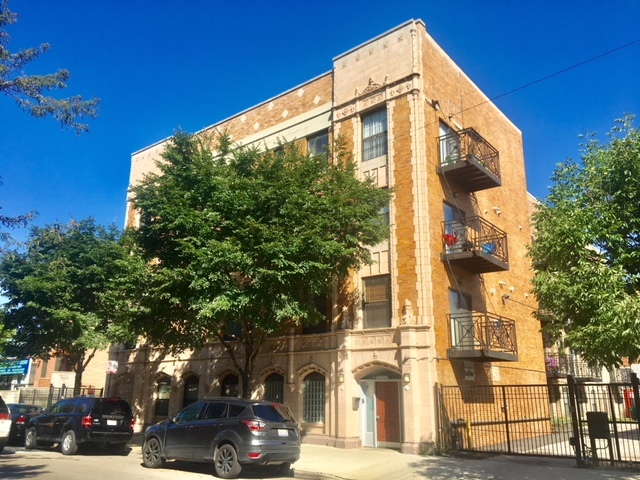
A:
0;0;99;134
0;218;138;394
128;132;391;396
530;115;640;367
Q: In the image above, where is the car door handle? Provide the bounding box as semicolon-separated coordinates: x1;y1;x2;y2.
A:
376;416;380;420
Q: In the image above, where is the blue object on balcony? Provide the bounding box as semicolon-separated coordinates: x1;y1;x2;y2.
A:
483;243;496;254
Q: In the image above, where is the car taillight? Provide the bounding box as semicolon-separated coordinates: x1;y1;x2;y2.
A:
130;418;135;428
241;419;266;432
82;415;93;428
16;415;26;425
0;413;10;421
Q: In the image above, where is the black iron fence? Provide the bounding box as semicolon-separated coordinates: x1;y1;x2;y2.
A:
18;384;103;409
438;374;640;470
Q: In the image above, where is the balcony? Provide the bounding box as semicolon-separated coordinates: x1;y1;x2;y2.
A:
442;217;509;273
437;128;501;192
447;312;518;362
545;352;602;381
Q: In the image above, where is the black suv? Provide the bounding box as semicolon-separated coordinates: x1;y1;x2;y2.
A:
143;397;300;479
25;396;134;455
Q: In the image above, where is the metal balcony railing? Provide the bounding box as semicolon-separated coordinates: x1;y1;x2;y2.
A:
437;128;501;191
442;217;509;273
447;312;518;362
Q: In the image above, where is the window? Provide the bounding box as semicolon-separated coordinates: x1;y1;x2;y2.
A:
302;295;329;334
362;110;387;161
183;375;199;408
221;374;239;397
155;375;171;417
444;203;467;252
449;290;474;348
302;372;325;423
363;275;391;328
203;402;227;420
439;121;460;165
264;373;284;403
307;130;329;158
174;401;204;423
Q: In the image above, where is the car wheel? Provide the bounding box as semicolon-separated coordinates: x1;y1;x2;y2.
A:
142;437;165;468
24;428;37;449
214;444;242;479
60;430;78;455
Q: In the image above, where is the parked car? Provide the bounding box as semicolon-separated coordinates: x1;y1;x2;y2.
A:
25;396;134;455
7;403;43;445
142;397;300;479
0;396;11;453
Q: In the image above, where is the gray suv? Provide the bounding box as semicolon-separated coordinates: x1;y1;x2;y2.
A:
142;397;300;479
25;396;134;455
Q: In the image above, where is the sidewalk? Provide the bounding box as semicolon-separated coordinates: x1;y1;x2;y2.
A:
293;444;640;480
130;434;640;480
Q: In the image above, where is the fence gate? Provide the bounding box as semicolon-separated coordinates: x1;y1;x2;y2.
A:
438;374;640;470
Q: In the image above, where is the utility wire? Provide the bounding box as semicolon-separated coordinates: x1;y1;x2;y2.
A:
448;37;640;119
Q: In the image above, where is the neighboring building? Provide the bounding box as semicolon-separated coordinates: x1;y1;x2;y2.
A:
115;19;546;454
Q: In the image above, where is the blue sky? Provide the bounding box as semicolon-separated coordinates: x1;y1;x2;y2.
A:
2;1;639;238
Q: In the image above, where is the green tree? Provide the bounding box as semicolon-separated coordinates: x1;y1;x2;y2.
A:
0;0;99;134
530;115;640;367
128;132;391;397
0;218;139;394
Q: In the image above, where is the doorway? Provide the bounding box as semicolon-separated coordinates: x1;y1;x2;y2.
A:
359;369;402;449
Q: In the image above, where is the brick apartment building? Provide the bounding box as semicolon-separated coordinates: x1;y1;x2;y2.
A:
112;19;546;454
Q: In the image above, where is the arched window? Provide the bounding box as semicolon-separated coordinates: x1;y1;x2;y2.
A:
264;373;284;403
221;374;239;397
154;375;171;417
303;371;325;423
183;374;199;408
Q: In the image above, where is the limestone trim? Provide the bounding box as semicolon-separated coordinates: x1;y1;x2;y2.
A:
351;360;401;380
334;74;420;121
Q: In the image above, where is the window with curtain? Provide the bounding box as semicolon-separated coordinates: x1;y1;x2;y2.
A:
363;275;391;328
307;130;329;158
154;375;171;417
362;110;387;161
302;371;325;423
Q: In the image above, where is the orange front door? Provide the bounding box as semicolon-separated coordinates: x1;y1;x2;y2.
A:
375;381;400;443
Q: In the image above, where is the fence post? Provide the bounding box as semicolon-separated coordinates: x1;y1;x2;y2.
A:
47;384;54;409
567;375;585;467
631;371;640;429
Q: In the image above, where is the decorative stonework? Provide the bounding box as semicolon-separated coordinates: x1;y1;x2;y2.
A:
401;299;415;325
253;122;260;131
297;88;305;97
268;102;274;111
354;334;393;346
340;306;351;330
282;110;289;118
313;95;321;105
362;77;383;95
240;114;247;123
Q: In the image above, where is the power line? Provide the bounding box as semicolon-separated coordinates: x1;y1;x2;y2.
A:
450;37;640;119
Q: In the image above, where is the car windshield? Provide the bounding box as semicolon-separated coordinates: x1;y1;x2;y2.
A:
252;404;296;423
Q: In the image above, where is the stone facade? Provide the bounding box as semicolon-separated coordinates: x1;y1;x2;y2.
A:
115;19;546;455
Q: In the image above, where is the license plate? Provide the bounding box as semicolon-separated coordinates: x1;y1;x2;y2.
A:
107;419;117;426
277;429;288;437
